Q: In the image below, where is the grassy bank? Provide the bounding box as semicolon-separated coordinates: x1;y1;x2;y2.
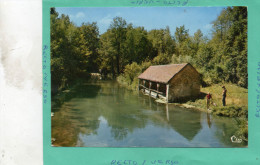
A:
189;84;248;141
189;84;247;110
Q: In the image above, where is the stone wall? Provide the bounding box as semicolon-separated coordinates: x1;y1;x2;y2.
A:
168;64;200;102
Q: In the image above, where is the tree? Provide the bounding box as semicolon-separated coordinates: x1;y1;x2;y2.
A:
210;7;247;87
147;27;175;60
174;25;191;56
99;30;116;77
125;26;153;64
79;22;100;72
175;25;189;43
164;26;175;56
51;10;74;90
109;17;127;75
191;29;204;56
51;8;100;91
51;7;247;90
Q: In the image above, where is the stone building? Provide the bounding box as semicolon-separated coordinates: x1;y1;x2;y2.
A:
138;63;200;102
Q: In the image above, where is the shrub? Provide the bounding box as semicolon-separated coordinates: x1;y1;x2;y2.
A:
212;105;248;118
123;62;141;83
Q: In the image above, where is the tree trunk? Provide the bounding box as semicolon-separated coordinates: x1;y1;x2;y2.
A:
116;54;120;75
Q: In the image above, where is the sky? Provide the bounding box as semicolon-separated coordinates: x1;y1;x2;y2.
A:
56;7;225;37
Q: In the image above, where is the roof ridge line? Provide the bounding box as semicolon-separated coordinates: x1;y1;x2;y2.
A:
151;63;189;67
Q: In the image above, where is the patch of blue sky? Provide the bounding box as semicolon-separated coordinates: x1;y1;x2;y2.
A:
56;7;226;38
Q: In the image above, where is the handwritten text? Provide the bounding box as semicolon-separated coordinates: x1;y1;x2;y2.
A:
43;45;49;104
130;0;189;6
111;160;179;165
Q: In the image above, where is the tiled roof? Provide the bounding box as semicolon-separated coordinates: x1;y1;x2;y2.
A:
138;63;189;84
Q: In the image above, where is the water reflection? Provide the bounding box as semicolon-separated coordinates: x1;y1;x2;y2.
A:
52;84;102;113
51;81;247;147
207;112;212;128
166;106;202;141
138;98;202;141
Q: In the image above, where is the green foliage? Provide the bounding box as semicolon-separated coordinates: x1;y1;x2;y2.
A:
174;25;192;57
147;27;176;58
171;7;248;88
140;61;152;72
175;25;189;44
152;53;171;65
51;8;99;92
212;106;248;118
123;62;141;83
235;118;248;140
196;43;214;68
51;7;248;93
125;26;154;63
210;7;248;87
51;7;248;141
78;23;100;72
109;17;128;75
171;54;194;65
98;30;116;77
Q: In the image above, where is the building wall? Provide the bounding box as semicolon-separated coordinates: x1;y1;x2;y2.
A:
168;65;200;102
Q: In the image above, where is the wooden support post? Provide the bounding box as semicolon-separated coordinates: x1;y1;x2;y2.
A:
149;95;152;108
143;80;146;93
138;79;140;97
138;79;140;91
157;83;160;98
166;84;169;102
166;103;169;121
157;83;160;91
149;82;152;96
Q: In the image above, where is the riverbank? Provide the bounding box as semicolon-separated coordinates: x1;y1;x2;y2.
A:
187;83;248;141
51;77;104;112
118;79;248;141
51;82;81;112
187;84;247;112
118;81;248;114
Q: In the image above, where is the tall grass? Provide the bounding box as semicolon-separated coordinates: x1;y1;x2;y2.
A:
201;83;248;107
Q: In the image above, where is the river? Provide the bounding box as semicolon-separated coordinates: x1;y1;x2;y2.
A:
51;80;247;147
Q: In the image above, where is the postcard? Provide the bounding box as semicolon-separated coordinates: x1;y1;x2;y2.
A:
42;0;260;164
